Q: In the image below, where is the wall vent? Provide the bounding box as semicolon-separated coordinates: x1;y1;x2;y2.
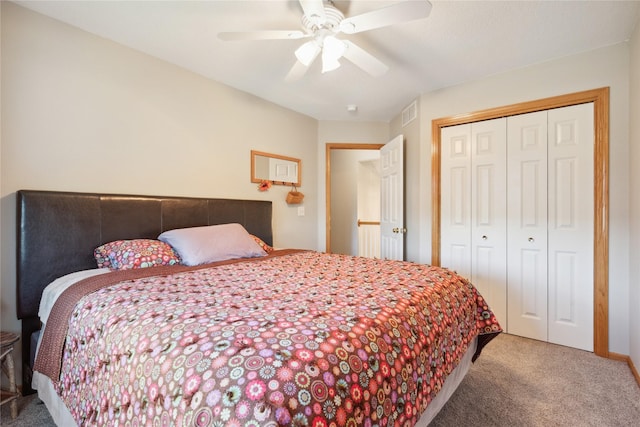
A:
402;100;417;127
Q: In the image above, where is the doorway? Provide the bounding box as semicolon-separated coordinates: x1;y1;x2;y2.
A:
325;143;384;254
356;158;382;258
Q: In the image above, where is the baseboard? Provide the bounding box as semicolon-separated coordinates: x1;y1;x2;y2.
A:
630;358;640;386
609;352;640;386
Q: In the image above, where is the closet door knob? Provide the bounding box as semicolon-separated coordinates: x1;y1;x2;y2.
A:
482;235;488;240
528;237;534;242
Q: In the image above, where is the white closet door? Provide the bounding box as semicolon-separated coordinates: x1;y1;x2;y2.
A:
507;111;549;341
471;118;507;325
547;103;594;351
440;124;472;279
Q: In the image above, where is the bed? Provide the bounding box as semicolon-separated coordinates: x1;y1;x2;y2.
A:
16;190;501;426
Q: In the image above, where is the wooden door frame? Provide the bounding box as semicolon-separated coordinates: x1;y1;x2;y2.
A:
431;87;610;357
325;143;385;253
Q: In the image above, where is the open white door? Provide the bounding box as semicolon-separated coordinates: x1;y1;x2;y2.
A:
380;135;404;260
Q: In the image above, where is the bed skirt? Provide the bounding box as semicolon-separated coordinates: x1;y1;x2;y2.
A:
33;337;478;426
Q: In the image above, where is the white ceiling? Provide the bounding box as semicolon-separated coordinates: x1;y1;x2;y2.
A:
14;0;640;122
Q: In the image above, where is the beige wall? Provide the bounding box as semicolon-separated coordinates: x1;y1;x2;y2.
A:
408;43;631;355
629;19;640;371
0;2;319;376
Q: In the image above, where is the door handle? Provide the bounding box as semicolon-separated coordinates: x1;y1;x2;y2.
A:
392;228;407;234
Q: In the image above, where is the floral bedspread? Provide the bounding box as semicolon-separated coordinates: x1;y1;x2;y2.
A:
37;250;500;426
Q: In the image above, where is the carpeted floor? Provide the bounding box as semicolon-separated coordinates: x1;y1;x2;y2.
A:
431;334;640;426
2;333;639;426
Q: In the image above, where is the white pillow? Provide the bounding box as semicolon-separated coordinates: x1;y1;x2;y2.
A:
158;223;266;266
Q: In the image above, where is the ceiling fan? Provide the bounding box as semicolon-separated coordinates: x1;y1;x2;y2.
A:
218;0;433;81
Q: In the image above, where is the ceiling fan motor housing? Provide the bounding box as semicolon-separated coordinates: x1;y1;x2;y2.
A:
302;4;344;33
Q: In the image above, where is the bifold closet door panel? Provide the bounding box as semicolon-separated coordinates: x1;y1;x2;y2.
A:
547;103;594;351
440;119;507;326
506;110;549;342
440;124;472;279
471;118;507;326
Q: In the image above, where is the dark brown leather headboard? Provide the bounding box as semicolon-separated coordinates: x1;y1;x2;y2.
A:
16;189;272;392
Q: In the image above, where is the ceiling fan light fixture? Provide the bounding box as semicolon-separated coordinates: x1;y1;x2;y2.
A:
295;41;321;66
323;35;346;60
321;55;341;73
321;36;346;73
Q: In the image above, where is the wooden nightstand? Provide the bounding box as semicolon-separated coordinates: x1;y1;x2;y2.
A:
0;332;20;419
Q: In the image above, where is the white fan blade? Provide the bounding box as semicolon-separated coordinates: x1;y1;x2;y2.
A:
340;0;432;34
299;0;327;25
218;31;307;41
285;60;311;82
342;40;389;77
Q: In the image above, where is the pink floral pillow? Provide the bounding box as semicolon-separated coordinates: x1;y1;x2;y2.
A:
251;234;274;253
94;239;181;270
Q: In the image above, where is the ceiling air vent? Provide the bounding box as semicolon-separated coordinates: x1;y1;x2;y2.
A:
402;100;417;127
